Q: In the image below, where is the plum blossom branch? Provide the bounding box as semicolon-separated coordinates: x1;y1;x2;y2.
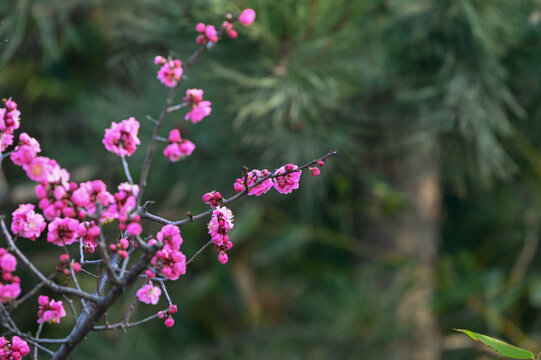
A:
92;307;168;331
0;218;100;303
139;150;338;226
136;29;224;207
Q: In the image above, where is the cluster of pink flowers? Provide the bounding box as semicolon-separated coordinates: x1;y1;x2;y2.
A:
157;304;178;328
77;221;101;253
163;129;195;162
136;282;161;305
72;180;115;219
0;99;21;152
0;249;20;303
220;9;255;39
37;295;66;324
102;117;140;157
146;225;186;280
150;247;186;281
183;89;212;124
113;182;141;236
154;56;183;88
207;206;234;264
233;169;274;196
195;23;219;45
202;191;222;207
109;238;130;259
0;336;30;360
11;204;46;241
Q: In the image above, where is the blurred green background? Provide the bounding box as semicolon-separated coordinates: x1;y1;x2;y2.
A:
3;0;541;359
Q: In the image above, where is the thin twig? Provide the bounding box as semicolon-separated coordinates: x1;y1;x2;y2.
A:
159;281;172;306
121;154;134;185
62;295;78;319
33;322;44;360
10;272;57;310
186;240;213;266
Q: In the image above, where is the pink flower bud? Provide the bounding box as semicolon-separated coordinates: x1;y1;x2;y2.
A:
239;9;256;26
157;311;165;319
127;222;142;236
71;262;82;273
309;167;320;177
118;238;129;250
195;23;206;33
218;251;228;264
164;317;175;327
169;305;178;314
154;56;166;65
317;160;324;167
59;254;69;264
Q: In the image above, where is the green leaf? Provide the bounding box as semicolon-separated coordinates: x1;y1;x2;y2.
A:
455;329;535;359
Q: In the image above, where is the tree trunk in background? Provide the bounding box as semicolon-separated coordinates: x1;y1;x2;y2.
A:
364;141;441;359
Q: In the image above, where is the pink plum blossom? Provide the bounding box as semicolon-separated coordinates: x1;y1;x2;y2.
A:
154;57;183;88
0;283;20;303
156;224;183;252
136;282;161;305
0;336;30;360
47;217;79;246
185;101;211;123
273;164;301;194
183;89;212;123
11;204;46;241
195;23;219;45
10;133;40;166
233;169;274;196
164;317;175;327
103;117;141;157
37;295;66;324
150;248;186;281
239;9;256;26
163;129;195;162
202;191;222;207
0;253;16;273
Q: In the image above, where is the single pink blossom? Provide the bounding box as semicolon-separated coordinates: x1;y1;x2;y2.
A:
309;167;320;177
155;59;183;88
103;117;141;157
0;254;16;273
185;101;212;123
163;129;196;162
0;283;21;303
11;204;46;241
157;225;183;252
239;9;256;26
47;217;79;246
136;282;162;305
10;133;41;166
164;317;175;327
273;164;301;194
218;251;228;264
37;295;66;324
